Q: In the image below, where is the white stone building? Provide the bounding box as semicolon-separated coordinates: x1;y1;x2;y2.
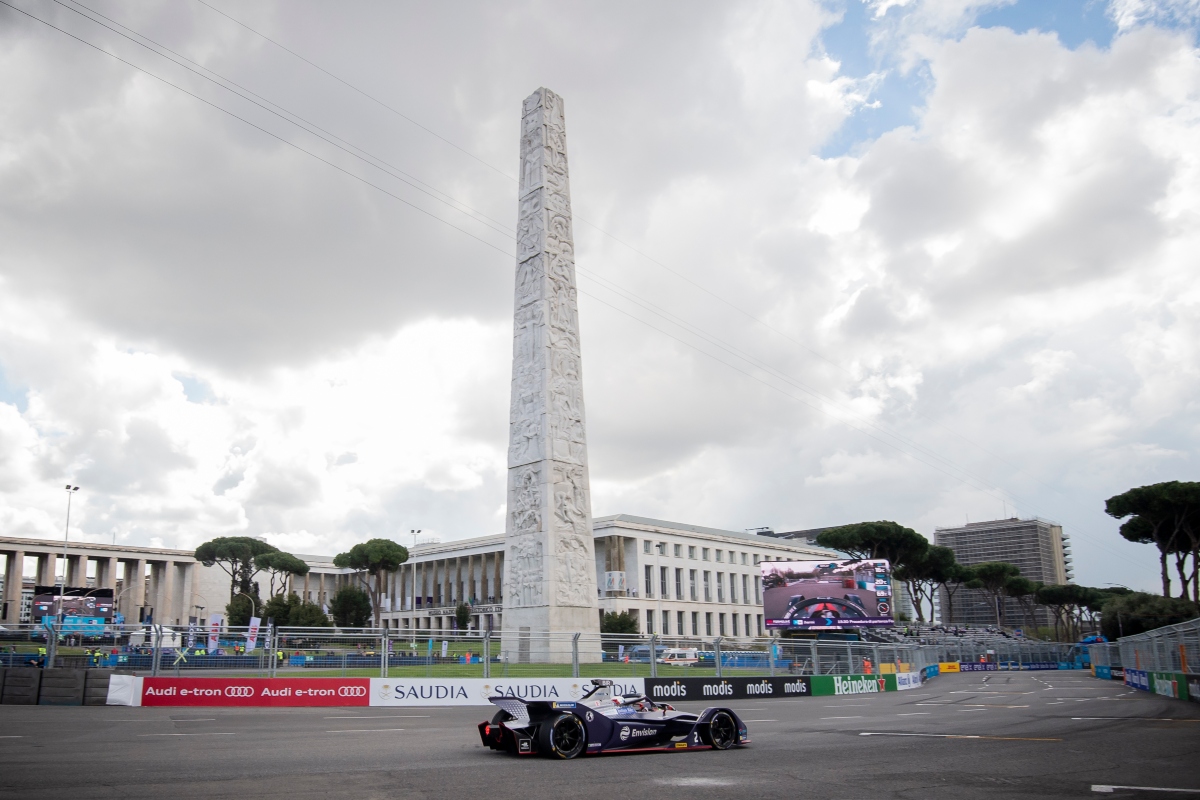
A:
379;515;837;638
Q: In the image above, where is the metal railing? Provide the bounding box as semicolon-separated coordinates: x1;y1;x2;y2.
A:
1092;617;1200;674
0;622;1075;678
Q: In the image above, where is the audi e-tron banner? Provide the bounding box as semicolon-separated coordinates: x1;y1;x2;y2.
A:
762;559;894;629
138;678;371;707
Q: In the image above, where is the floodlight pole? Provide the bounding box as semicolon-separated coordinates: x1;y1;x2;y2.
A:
57;486;80;625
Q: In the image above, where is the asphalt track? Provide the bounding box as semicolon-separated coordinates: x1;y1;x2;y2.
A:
1;672;1197;799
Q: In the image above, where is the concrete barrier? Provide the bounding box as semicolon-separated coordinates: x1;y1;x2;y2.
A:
38;668;86;705
84;669;115;706
1;667;42;705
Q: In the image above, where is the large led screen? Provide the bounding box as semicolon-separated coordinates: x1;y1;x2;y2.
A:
33;586;115;632
762;559;894;629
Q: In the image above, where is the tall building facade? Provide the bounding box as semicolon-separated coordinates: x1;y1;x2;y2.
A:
935;517;1072;628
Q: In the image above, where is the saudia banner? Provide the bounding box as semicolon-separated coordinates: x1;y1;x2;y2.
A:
372;678;644;707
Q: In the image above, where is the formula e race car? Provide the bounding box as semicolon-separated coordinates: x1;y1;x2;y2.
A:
477;679;749;759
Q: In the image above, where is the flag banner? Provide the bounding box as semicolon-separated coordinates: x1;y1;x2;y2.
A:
207;614;223;653
246;617;261;652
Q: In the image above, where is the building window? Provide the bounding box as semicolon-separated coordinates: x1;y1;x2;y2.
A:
717;572;725;603
689;570;697;601
756;614;763;636
741;552;748;565
675;568;683;600
729;573;737;603
660;566;668;598
705;612;713;637
656;542;666;555
732;614;739;637
646;609;654;635
688;546;696;559
691;611;699;636
644;564;653;598
745;614;751;637
754;576;761;604
674;544;682;558
702;548;710;561
719;614;726;636
741;575;749;605
715;550;723;562
753;554;760;564
703;571;712;602
662;610;670;635
644;540;652;554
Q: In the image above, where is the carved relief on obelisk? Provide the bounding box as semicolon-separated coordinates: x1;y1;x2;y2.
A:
502;88;600;648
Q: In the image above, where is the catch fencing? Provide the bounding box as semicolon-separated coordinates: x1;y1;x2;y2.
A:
0;623;956;679
1090;617;1200;674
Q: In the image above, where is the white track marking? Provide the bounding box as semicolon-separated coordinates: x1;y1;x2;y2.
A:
326;728;407;733
139;733;236;737
1092;785;1200;794
859;732;1061;741
323;715;429;719
744;719;777;722
897;712;931;716
1071;717;1200;722
821;716;863;720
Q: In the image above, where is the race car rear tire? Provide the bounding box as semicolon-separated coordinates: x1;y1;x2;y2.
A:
707;711;737;750
491;708;513;725
538;713;586;759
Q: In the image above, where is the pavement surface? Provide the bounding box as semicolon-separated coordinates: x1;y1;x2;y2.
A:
1;672;1198;799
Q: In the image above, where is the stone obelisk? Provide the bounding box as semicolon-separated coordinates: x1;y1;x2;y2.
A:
501;88;600;660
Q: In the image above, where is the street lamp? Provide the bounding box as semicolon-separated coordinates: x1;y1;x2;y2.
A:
56;486;80;625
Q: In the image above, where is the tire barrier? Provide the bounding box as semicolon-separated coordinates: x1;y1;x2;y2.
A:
1;667;42;705
37;668;86;706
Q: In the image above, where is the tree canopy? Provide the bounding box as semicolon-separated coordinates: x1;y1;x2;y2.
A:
256;551;311;597
893;545;957;623
815;521;930;567
333;539;409;628
967;562;1022;626
262;592;330;628
1105;481;1200;600
329;586;373;628
455;602;472;631
1098;591;1198;639
600;611;640;635
195;536;279;600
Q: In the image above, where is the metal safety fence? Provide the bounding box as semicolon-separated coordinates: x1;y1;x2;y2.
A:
1090;617;1200;674
0;622;1073;679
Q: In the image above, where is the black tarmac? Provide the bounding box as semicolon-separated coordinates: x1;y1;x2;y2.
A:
1;672;1198;799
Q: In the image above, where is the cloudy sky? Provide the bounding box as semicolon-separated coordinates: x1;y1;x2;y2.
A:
1;0;1197;592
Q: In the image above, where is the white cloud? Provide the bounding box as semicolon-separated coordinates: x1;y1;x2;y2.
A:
0;1;1196;594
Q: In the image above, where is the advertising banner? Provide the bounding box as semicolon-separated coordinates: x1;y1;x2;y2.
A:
809;674;896;696
1111;667;1125;680
959;663;998;672
1124;668;1149;691
1150;672;1188;701
1186;675;1200;704
923;664;940;680
762;558;893;630
895;672;921;690
938;662;961;673
1095;665;1112;680
207;615;223;653
245;617;261;652
645;676;811;702
139;677;370;707
372;678;645;707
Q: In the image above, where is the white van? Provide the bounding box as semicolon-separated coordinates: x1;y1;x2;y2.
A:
656;648;699;665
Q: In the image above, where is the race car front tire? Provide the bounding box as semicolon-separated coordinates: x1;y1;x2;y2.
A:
538;714;586;759
706;711;737;750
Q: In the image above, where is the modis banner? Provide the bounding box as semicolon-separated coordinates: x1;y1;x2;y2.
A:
140;677;370;707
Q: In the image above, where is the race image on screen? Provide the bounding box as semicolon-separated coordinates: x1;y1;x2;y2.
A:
761;559;893;630
33;586;115;634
